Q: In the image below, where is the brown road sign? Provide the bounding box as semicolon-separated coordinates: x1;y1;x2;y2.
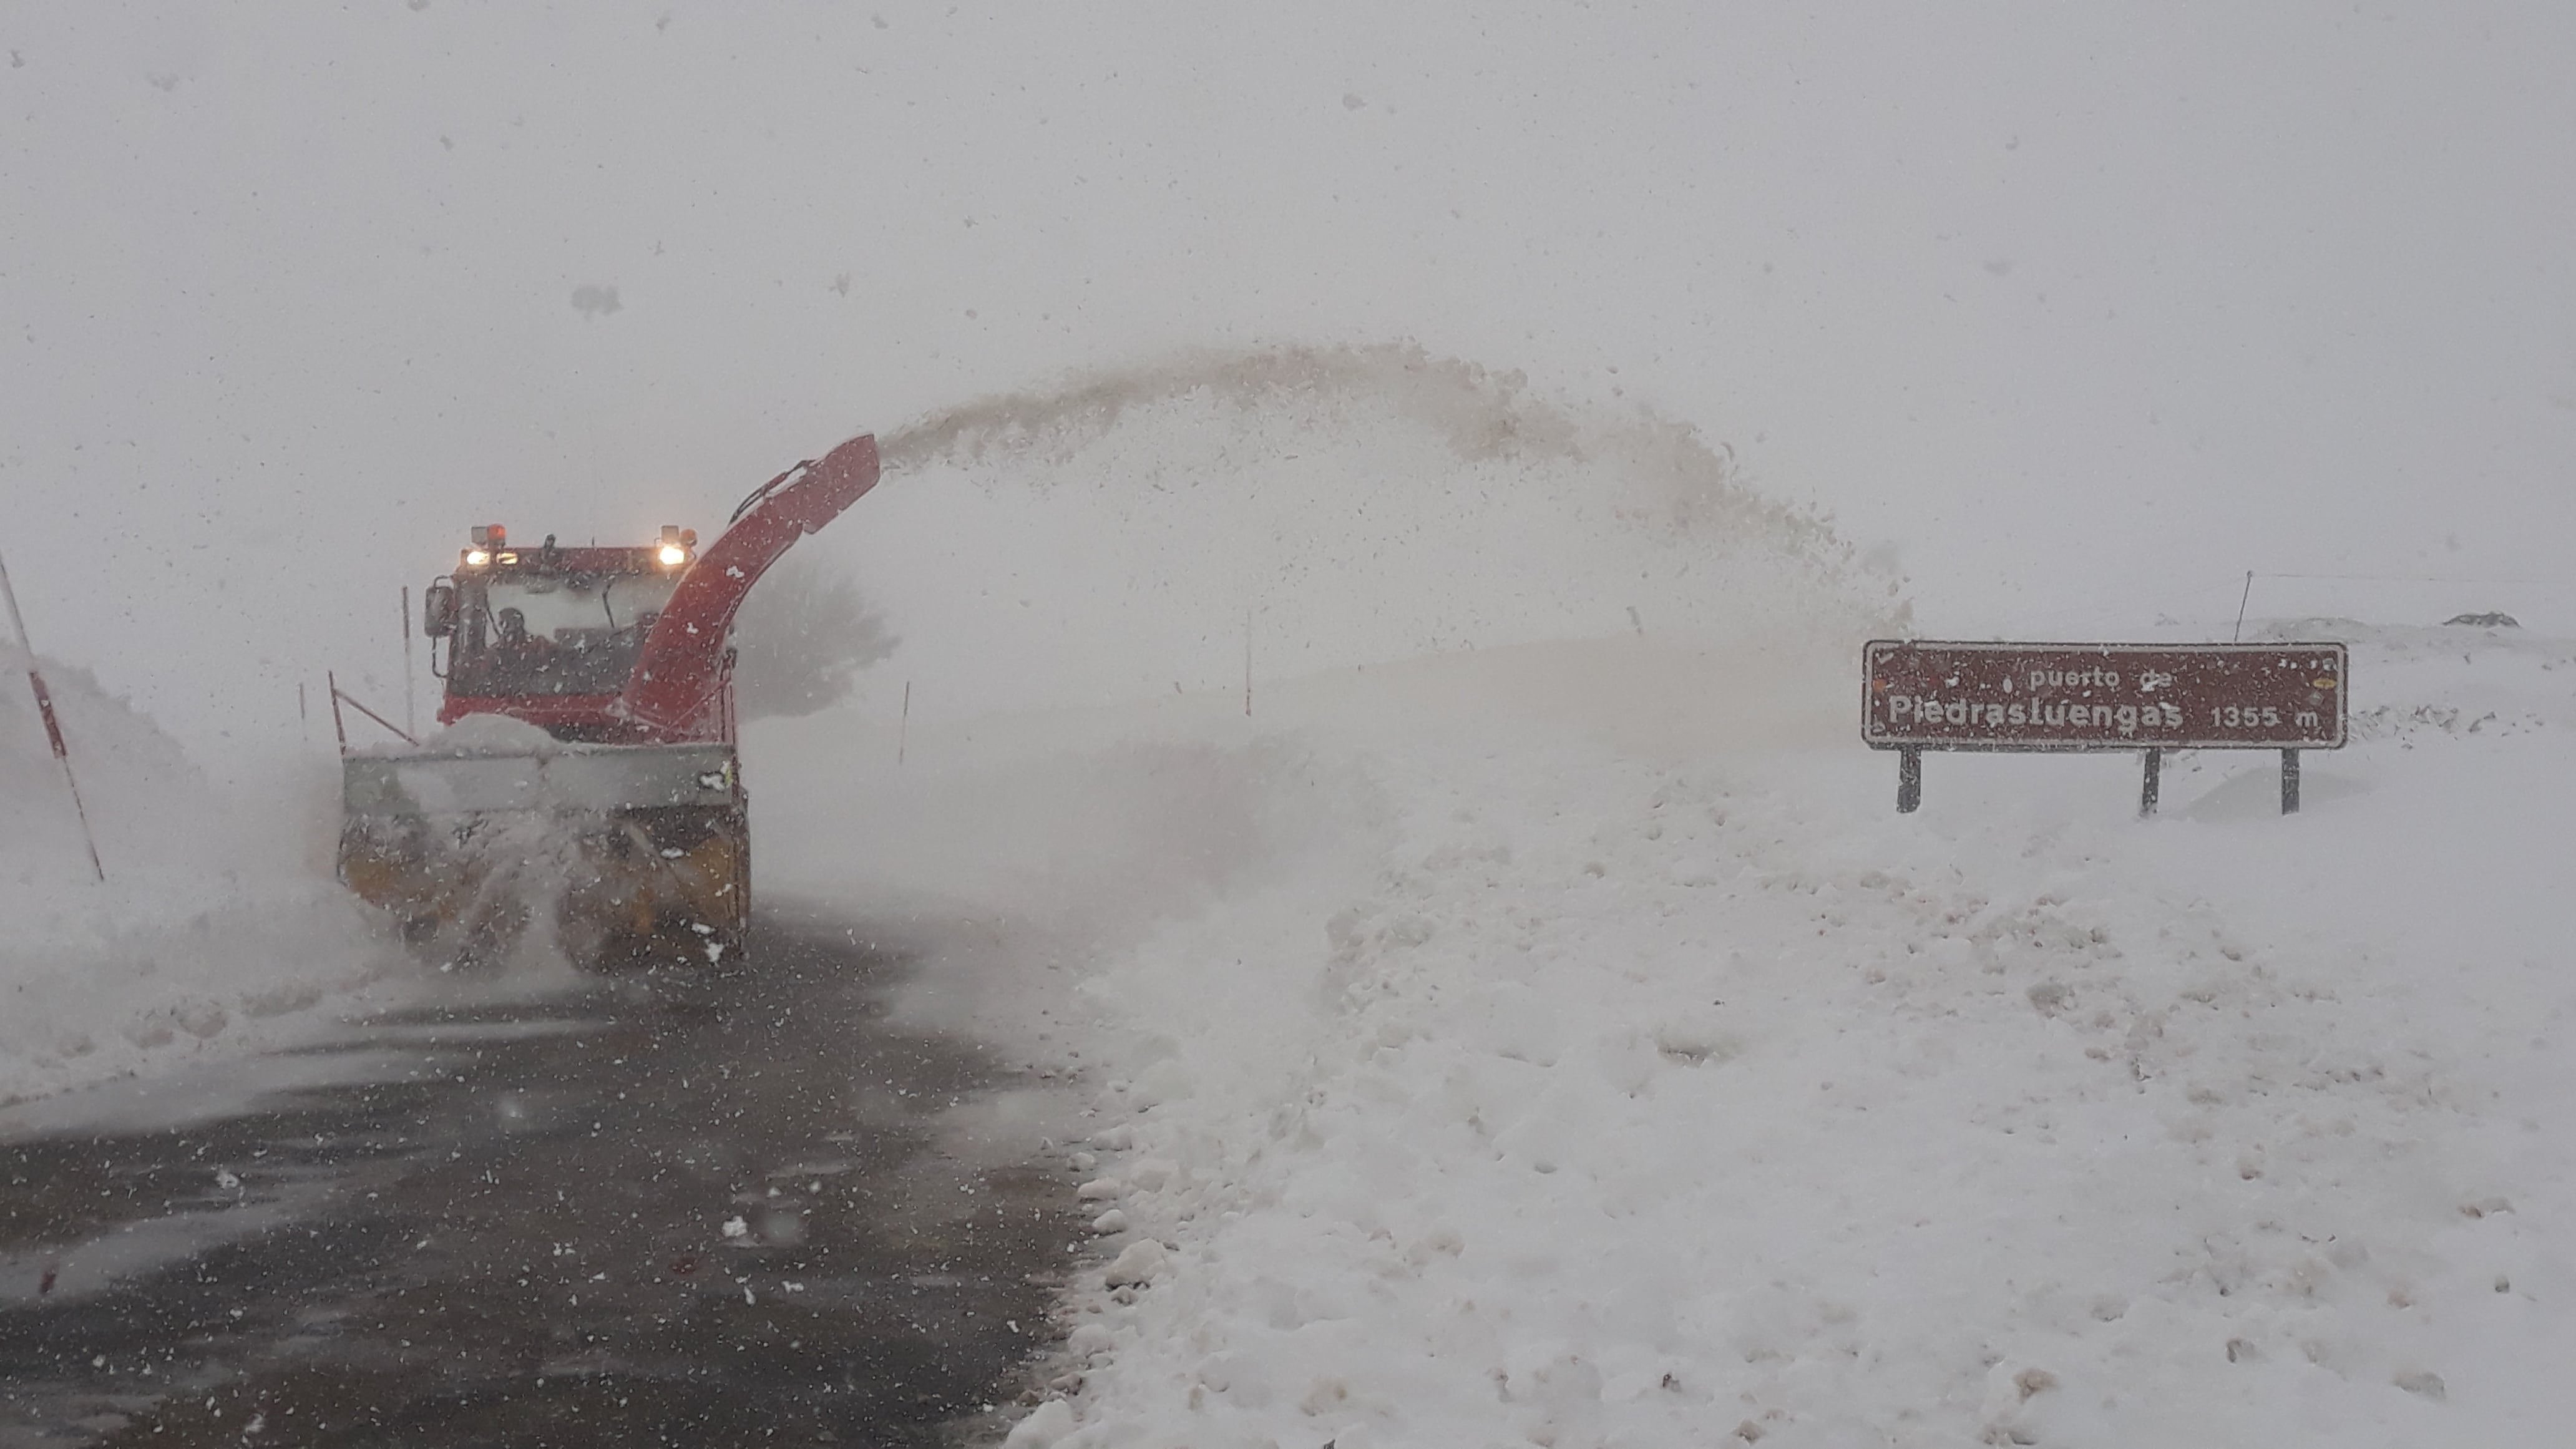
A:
1863;641;2348;751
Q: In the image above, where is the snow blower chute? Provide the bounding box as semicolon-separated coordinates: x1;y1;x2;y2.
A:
336;435;881;967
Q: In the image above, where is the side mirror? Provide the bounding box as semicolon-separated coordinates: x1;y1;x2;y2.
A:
423;581;459;638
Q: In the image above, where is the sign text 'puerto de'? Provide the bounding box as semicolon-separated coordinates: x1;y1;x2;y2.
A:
1863;641;2348;816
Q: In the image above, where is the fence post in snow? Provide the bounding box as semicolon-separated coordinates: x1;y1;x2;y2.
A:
0;549;107;882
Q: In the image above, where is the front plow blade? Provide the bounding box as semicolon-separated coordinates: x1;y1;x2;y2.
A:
338;743;749;968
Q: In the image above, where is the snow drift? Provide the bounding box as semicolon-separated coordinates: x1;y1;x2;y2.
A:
743;349;2571;1449
0;648;407;1105
793;618;2572;1449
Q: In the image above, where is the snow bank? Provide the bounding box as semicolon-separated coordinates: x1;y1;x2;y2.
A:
1;648;409;1105
791;617;2573;1447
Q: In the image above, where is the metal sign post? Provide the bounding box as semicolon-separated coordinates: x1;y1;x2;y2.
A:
1864;640;2348;817
0;549;107;881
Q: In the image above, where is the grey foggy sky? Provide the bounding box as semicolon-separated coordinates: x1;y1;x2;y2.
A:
5;1;2572;754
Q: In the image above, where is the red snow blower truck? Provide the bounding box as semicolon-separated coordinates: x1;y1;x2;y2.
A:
336;436;880;967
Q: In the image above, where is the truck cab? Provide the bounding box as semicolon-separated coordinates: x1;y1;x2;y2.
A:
424;525;708;743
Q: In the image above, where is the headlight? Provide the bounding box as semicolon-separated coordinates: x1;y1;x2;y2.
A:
464;549;492;567
658;544;689;567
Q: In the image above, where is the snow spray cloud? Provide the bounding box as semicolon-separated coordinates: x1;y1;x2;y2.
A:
832;343;1906;719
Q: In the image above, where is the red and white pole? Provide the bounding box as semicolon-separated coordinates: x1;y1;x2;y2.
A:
0;549;107;881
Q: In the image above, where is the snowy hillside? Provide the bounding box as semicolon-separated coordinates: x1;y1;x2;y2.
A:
0;649;410;1105
749;620;2576;1448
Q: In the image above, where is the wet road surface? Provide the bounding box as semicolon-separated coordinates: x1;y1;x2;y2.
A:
0;915;1085;1448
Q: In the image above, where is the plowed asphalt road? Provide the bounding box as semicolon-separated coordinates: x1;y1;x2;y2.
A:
0;914;1086;1448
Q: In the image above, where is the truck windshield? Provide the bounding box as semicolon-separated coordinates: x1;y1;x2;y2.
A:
451;570;681;696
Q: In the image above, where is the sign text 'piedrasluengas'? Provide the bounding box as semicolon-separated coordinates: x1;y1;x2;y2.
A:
1863;641;2348;751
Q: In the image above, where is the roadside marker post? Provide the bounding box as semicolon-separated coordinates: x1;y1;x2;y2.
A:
1864;641;2348;819
402;585;418;739
0;549;107;881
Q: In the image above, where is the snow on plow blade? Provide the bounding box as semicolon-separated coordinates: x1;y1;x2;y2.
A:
338;743;749;968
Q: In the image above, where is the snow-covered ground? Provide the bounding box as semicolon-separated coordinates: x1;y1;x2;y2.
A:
0;647;414;1105
751;617;2576;1448
11;593;2571;1447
